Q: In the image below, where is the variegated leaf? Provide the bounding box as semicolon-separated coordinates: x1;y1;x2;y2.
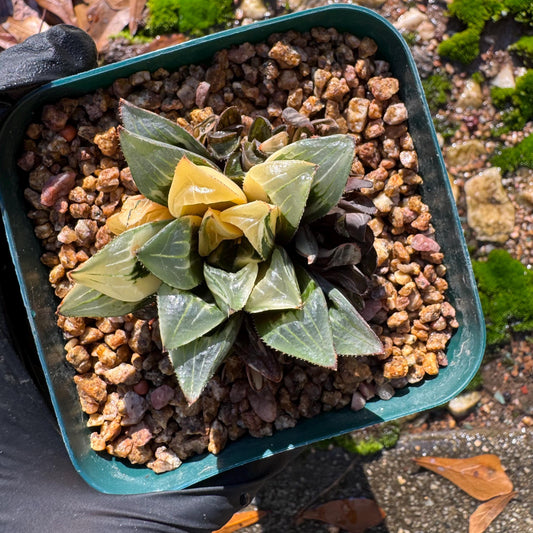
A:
70;221;167;302
254;267;337;368
219;201;278;259
266;134;355;223
243;160;315;242
137;216;203;290
120;99;213;160
169;314;243;404
204;262;258;315
327;288;384;356
59;283;151;317
119;129;216;206
157;284;226;350
198;208;243;257
245;246;301;313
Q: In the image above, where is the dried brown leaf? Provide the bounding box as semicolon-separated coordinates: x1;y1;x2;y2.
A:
212;509;267;533
86;0;129;51
469;491;517;533
413;455;514;501
145;33;187;52
73;2;89;31
128;0;146;35
35;0;77;25
300;498;385;533
0;28;17;49
1;16;49;43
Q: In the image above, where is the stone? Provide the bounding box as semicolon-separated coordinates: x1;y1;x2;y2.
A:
445;139;485;167
457;80;483;109
240;0;268;20
492;61;515;89
464;167;515;243
447;391;481;418
355;0;387;8
394;8;434;40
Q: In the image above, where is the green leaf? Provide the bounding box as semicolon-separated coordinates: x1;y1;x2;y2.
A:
327;288;384;356
254;267;337;368
245;246;301;313
120;99;213;160
119;129;216;205
137;216;203;290
70;221;166;301
169;314;242;404
243;160;315;242
204;262;258;315
266;134;355;223
59;283;151;317
157;284;226;350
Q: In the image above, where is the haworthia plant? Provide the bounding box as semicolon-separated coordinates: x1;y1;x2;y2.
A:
60;100;383;404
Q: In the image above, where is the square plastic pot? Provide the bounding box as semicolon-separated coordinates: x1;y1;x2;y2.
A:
0;5;485;494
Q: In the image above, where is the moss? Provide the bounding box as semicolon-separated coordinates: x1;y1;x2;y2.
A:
509;35;533;62
146;0;233;37
471;71;485;84
402;31;418;47
490;86;515;108
472;249;533;345
422;72;453;112
317;422;401;456
504;0;533;25
437;27;481;64
448;0;504;28
491;132;533;171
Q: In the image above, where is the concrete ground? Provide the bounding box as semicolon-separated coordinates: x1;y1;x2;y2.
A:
237;427;533;532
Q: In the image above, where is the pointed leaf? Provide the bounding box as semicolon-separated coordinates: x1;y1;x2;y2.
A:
204;262;258;315
120;99;212;160
254;267;337;368
157;284;226;350
198;208;243;257
59;283;151;317
137;217;203;290
207;130;241;159
248;116;272;143
168;156;247;218
299;498;385;533
243;160;315;241
212;510;268;533
70;222;166;301
267;134;355;223
245;246;301;313
469;492;517;533
169;315;242;404
327;288;383;356
413;455;514;501
119;129;217;205
106;194;173;235
219;201;278;259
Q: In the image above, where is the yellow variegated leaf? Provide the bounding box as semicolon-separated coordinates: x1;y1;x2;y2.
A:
168;156;247;218
106;195;173;235
219;201;278;259
198;208;243;257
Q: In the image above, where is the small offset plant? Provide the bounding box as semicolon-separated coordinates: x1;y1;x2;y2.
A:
60;100;383;404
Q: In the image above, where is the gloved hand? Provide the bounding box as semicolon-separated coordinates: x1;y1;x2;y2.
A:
0;25;298;533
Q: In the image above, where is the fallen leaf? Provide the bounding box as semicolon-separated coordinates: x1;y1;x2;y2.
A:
299;498;385;533
73;2;89;31
128;0;146;35
413;455;514;501
35;0;77;25
1;16;49;43
469;491;517;533
212;509;267;533
145;33;187;52
86;0;129;51
0;29;17;49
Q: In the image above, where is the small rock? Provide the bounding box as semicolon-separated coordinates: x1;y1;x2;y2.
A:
492;62;515;89
448;391;481;418
464;167;515;243
394;8;428;32
457;80;483;109
240;0;268;20
355;0;387;7
445;140;485;167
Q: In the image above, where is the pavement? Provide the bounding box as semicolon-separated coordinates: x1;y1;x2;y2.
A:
237;426;533;533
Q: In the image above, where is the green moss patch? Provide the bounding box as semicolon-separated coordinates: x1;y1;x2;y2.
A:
473;249;533;345
509;35;533;63
146;0;233;37
492;132;533;172
422;72;453;112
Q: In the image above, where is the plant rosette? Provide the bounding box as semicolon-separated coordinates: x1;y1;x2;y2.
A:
59;99;384;405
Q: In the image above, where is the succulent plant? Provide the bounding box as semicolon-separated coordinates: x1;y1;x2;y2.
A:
60;100;383;404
